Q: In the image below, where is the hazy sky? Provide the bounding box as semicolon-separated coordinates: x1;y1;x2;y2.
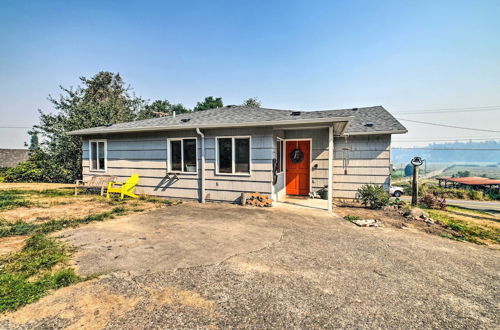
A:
1;0;499;149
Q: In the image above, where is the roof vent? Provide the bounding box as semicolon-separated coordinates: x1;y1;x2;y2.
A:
180;118;191;123
364;122;374;127
352;108;358;111
291;111;301;116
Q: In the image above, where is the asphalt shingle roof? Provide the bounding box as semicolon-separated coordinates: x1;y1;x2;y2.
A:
68;105;406;135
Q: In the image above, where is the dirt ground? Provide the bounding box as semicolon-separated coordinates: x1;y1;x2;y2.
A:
1;202;498;329
335;203;500;247
334;205;462;240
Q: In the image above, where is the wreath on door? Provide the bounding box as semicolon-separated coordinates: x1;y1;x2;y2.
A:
289;148;304;164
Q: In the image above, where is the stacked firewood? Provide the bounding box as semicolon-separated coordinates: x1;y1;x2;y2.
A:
241;192;273;207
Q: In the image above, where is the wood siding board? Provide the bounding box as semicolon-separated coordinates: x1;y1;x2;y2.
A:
82;130;391;201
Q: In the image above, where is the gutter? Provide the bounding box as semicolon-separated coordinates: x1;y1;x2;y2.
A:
67;117;354;136
195;128;205;203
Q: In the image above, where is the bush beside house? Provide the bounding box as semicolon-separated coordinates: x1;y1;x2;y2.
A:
357;184;391;209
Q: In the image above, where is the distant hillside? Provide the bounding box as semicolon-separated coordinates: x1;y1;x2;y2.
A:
392;140;500;163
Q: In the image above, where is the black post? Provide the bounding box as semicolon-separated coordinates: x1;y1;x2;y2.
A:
412;164;419;206
410;157;423;207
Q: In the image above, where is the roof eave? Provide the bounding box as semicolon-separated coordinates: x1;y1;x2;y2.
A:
67;117;354;136
345;129;408;136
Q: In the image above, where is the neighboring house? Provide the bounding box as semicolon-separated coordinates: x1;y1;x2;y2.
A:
0;149;29;168
68;106;407;211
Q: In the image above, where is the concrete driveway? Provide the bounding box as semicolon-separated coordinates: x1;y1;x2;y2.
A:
1;203;499;329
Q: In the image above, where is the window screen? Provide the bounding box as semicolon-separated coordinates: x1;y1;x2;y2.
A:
170;140;182;171
235;138;250;173
218;138;232;173
183;139;197;172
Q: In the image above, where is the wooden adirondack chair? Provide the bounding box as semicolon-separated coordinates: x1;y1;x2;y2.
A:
106;174;140;199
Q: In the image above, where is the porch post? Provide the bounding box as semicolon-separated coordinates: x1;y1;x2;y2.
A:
328;125;334;213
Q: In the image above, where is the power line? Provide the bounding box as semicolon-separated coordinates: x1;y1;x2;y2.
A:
393;105;500;115
393;137;500;142
396;118;500;133
392;148;500;151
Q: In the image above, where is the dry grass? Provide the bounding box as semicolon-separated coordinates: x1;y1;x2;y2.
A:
0;189;168;225
0;196;117;224
0;185;176;255
0;183;74;191
0;236;28;257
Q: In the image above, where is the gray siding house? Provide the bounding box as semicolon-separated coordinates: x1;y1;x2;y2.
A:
68;106;406;211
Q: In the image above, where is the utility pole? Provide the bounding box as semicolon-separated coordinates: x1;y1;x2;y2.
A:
411;157;423;206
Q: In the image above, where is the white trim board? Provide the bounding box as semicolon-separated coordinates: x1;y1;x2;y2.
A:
215;136;252;176
167;137;199;174
88;139;107;173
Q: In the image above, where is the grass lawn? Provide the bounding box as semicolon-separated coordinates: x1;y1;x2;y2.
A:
0;235;82;312
0;183;176;312
427;206;500;245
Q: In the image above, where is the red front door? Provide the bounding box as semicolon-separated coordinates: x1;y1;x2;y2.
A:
285;140;310;195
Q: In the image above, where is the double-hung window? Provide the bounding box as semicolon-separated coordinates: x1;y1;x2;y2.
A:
216;137;251;174
89;140;107;172
168;138;197;173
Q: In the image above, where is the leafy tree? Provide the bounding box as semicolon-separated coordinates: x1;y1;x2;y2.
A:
136;100;190;120
32;71;146;182
25;130;40;151
455;170;471;178
193;96;223;111
404;164;413;177
242;97;261;108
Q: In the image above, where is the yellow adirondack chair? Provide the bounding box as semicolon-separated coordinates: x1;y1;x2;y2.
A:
106;174;140;199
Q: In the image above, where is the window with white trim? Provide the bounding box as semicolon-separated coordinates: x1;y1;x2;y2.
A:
168;138;197;173
216;137;251;174
89;140;107;172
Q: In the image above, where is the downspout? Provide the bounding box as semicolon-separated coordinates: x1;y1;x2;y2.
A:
328;125;334;213
196;128;205;203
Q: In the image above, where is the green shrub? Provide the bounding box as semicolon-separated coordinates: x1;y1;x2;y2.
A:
486;191;500;201
3;161;44;183
419;194;446;210
3;150;73;183
466;189;484;200
344;215;361;221
357;184;390;209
